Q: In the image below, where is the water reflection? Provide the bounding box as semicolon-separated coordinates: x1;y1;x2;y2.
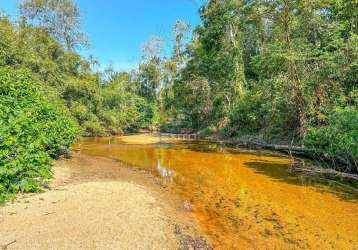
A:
75;135;358;250
244;161;358;201
156;160;175;183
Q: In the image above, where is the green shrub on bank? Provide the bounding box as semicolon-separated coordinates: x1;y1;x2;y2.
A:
99;81;157;134
0;68;79;202
304;108;358;173
228;92;266;135
227;85;302;142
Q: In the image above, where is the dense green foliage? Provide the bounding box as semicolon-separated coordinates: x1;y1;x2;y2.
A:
0;68;78;202
0;0;155;201
1;0;357;203
108;0;356;172
0;14;154;136
304;108;358;172
175;0;357;134
156;0;357;172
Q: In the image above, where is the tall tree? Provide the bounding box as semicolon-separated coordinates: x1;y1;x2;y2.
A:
174;0;247;128
136;36;164;103
173;20;191;65
19;0;87;50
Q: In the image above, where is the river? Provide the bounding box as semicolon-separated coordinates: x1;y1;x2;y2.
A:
74;134;358;250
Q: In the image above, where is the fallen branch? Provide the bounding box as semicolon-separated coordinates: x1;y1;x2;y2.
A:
223;140;357;173
2;240;16;250
43;212;56;216
294;166;358;181
157;133;358;175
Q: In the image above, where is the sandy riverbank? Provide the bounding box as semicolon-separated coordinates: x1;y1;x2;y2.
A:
0;153;211;250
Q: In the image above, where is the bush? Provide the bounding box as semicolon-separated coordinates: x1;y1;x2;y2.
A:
304;107;358;173
133;97;157;130
81;115;107;136
160;117;190;134
228;92;266;136
0;68;79;202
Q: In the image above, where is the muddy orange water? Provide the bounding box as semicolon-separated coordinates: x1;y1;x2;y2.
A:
75;134;358;250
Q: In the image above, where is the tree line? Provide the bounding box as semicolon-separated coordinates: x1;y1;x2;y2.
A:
137;0;357;173
146;0;358;173
0;0;157;202
0;0;357;202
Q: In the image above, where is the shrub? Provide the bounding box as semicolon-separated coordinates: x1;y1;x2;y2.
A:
304;107;358;173
228;92;266;136
0;68;79;202
133;97;157;130
79;113;106;136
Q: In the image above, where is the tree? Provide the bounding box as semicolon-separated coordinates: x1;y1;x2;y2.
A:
140;35;164;62
137;36;164;102
173;75;212;129
19;0;88;50
173;20;191;65
173;0;247;128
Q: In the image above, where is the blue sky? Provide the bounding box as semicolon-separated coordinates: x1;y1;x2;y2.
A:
0;0;203;71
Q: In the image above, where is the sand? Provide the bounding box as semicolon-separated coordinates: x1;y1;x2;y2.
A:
0;153;209;250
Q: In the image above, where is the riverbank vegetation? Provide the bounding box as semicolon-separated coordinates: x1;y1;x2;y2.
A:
0;0;154;202
140;0;358;173
0;0;357;201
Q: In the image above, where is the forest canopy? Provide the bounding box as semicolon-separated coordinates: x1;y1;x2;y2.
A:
0;0;357;201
